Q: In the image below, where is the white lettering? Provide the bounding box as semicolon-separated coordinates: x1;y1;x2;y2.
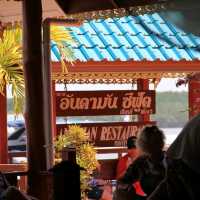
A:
100;127;108;140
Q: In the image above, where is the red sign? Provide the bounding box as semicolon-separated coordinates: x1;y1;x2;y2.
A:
189;80;200;118
56;90;155;116
56;121;155;147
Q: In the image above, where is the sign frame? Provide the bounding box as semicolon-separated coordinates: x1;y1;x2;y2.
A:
56;90;155;116
56;121;156;147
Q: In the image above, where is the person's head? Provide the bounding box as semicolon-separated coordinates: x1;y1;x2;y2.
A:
127;136;137;157
167;113;200;174
137;125;165;156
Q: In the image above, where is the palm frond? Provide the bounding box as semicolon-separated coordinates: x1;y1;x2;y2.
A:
50;25;76;72
0;27;24;114
0;25;76;114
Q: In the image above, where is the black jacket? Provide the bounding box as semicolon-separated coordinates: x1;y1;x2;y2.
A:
149;114;200;200
117;153;166;199
148;159;200;200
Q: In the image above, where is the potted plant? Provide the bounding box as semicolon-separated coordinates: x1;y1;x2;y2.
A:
54;125;98;199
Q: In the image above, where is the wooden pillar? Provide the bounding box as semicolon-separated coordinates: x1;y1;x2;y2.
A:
22;0;52;198
52;81;57;138
0;87;8;163
0;23;8;164
137;79;150;122
188;79;200;119
42;19;54;166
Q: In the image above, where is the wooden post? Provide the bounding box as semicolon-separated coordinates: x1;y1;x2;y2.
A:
0;23;8;164
0;87;8;163
42;19;54;167
22;0;52;198
137;79;150;122
52;81;57;138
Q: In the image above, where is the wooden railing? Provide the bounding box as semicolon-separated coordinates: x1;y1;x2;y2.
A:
8;151;27;164
0;164;28;192
6;148;126;189
8;148;126;164
96;147;126;156
96;147;126;181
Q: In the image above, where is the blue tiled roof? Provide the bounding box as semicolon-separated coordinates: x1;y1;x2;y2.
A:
51;13;200;62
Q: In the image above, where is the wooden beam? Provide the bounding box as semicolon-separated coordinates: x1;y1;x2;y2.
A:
0;87;8;164
22;0;49;198
188;79;200;119
42;19;54;169
52;81;57;138
55;0;165;14
52;60;200;73
0;22;8;164
137;79;150;122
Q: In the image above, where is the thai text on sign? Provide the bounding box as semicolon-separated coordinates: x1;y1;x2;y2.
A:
56;90;155;116
56;122;155;147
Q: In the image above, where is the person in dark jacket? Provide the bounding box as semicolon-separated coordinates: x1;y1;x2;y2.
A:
148;114;200;200
114;125;166;200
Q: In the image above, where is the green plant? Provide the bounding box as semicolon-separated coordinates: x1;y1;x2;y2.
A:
54;125;98;199
0;25;75;114
0;27;24;114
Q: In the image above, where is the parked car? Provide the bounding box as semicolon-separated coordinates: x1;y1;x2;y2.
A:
7;120;24;128
7;116;127;151
8;126;26;151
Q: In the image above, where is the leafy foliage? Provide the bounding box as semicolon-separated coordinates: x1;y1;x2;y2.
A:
50;26;76;72
54;125;98;199
0;25;75;114
54;125;89;151
0;28;24;114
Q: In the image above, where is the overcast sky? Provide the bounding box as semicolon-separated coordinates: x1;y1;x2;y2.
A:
156;78;188;92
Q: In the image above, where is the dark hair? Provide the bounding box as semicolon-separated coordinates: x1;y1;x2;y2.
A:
127;136;137;149
137;125;165;155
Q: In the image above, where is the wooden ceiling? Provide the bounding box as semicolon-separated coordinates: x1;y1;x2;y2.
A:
0;0;169;25
0;0;65;25
55;0;165;14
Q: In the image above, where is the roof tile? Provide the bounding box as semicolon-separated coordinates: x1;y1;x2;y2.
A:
51;13;200;62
